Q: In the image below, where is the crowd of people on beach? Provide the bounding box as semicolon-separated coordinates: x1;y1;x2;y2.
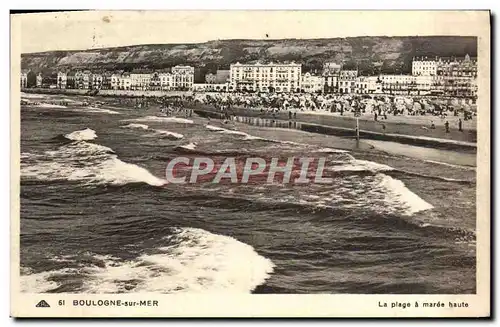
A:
22;90;475;135
189;92;476;120
184;92;475;134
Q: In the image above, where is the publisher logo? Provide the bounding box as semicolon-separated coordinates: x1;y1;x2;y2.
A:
36;300;50;308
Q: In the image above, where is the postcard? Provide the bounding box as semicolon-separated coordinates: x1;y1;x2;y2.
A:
10;10;490;318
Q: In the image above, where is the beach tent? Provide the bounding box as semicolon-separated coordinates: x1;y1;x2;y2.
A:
412;102;422;112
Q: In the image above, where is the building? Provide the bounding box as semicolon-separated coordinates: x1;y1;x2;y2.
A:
109;72;133;90
229;61;301;93
36;73;43;88
130;70;152;90
110;73;120;90
42;72;58;88
74;71;91;89
355;76;381;94
148;71;161;90
301;72;325;93
436;54;477;98
412;56;439;76
158;72;173;90
101;72;112;90
120;73;132;90
192;83;229;92
90;73;104;89
411;54;477;97
20;70;28;88
439;76;477;98
66;71;76;89
205;73;217;84
215;70;230;84
379;74;416;95
413;54;478;78
57;71;67;89
415;75;434;95
338;70;358;94
436;54;477;78
171;65;195;90
322;62;342;93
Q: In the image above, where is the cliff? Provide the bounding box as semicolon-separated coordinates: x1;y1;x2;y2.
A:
21;36;477;80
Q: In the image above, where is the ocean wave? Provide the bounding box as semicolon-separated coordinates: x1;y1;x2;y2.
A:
143;129;184;140
315;148;349;154
20;267;64;293
125;116;193;124
214;171;433;217
35;103;67;108
121;123;149;130
21;92;50;99
20;228;275;294
205;124;263;141
330;159;394;173
21;130;165;187
375;173;434;215
64;128;97;141
79;107;121;115
177;142;197;150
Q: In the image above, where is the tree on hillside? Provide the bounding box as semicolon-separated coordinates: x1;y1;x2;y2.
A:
27;71;37;88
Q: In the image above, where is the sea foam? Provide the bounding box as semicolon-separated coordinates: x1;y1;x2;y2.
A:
64;128;97;141
20;228;275;294
21;130;165;187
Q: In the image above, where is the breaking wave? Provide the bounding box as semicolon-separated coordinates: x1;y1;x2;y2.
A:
21;130;165;187
122;123;149;130
374;173;434;215
205;124;263;140
79;107;121;115
64;128;97;141
20;227;275;294
35;103;67;108
177;142;197;150
125;116;193;124
315;148;349;154
330;159;394;172
148;130;184;140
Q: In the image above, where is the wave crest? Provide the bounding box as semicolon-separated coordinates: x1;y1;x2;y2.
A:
125;116;193;124
21;131;165;187
64;128;97;141
21;228;275;294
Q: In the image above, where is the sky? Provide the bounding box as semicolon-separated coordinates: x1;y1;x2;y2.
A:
13;10;488;53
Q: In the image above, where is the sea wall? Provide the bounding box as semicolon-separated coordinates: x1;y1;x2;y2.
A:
192;105;477;152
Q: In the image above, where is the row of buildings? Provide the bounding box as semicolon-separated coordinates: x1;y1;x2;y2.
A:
21;54;478;98
20;65;195;91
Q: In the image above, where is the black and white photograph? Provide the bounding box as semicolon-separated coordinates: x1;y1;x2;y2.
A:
10;10;490;318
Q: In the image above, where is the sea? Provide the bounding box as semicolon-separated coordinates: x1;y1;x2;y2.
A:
19;92;477;294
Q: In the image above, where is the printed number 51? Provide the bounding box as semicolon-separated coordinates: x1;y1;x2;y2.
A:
59;300;65;306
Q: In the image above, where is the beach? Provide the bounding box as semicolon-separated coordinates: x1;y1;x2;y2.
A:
192;103;477;145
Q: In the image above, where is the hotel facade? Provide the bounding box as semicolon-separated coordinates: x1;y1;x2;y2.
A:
229;62;301;93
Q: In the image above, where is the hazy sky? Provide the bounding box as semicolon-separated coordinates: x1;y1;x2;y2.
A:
14;10;487;53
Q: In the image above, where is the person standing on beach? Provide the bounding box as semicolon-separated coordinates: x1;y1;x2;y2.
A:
445;120;450;133
458;118;463;132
